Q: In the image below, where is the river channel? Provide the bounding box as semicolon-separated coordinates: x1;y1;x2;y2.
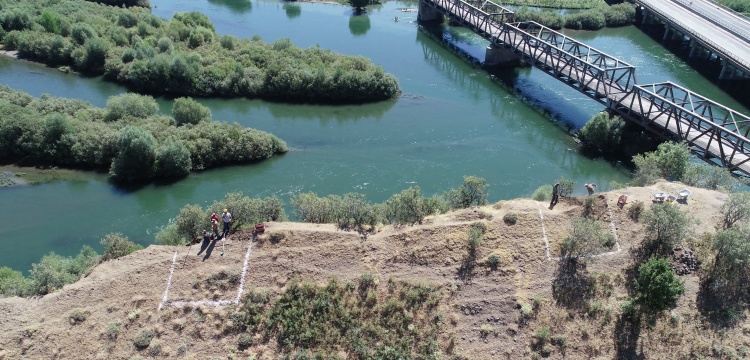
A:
1;0;747;273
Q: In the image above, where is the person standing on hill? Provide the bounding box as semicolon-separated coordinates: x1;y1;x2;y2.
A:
549;183;560;209
211;219;220;240
221;208;232;238
197;230;212;256
210;212;220;224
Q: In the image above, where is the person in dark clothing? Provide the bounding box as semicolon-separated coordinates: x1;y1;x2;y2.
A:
549;183;560;209
197;230;212;256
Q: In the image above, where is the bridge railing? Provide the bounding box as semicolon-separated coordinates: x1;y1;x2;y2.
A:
423;0;514;37
501;21;637;98
623;82;750;172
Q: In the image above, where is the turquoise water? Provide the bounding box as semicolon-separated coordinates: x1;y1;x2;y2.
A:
0;0;746;273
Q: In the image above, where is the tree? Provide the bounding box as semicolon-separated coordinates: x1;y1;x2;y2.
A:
578;111;625;154
172;97;211;126
175;204;205;244
109;126;157;183
104;93;159;122
155;139;192;179
349;0;369;12
634;257;685;312
384;186;432;225
720;192;750;229
642;202;691;250
708;227;750;302
555;177;575;197
560;217;613;263
445;176;489;209
632;141;690;185
100;233;143;262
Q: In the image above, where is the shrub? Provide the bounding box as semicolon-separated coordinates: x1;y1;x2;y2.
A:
503;212;518;225
155;139;192;179
174;204;205;244
535;325;550;345
565;9;606;30
172;97;211;126
721;192;750;229
603;3;636;27
238;333;252;349
384;186;438;225
532;184;552;201
486;255;500;270
154;224;181;245
578;112;625;154
467;222;486;254
555;177;575;197
561;217;610;262
30;246;100;295
109;126;157;183
709;227;750;301
133;327;155;349
444;176;489;209
100;233;142;262
107;322;121;340
682;163;737;191
634;257;685;312
69;308;87;323
628;200;644;221
643;203;691;249
632;142;690;186
104;93;159;122
0;267;33;297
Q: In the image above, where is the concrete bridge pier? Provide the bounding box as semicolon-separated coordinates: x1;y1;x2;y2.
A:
641;9;650;25
418;2;443;22
688;38;697;58
662;24;671;41
484;45;521;68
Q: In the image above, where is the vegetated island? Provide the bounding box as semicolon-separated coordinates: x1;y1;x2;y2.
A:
0;0;401;103
0;85;287;184
1;180;749;359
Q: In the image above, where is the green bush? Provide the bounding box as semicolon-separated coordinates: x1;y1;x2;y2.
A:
155;139;192;179
384;186;436;225
104;93;159;122
564;9;606;30
174;204;206;244
100;233;142;262
578;112;624;155
603;3;635;27
154;224;182;245
682;163;738;191
532;184;552;201
720;192;750;229
172;97;211;126
555;177;575;197
560;217;610;262
631;142;690;186
109;126;157;183
643;202;691;249
634;257;685;312
503;212;518;225
30;246;100;295
0;1;400;103
444;176;489;209
486;255;500;270
133;327;156;349
467;222;486;254
0;267;33;297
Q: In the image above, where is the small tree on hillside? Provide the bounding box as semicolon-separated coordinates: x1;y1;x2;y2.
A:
632;141;690;185
554;177;575;197
720;192;750;229
560;217;612;265
707;227;750;303
445;176;489;209
175;204;205;243
100;233;143;262
642;202;691;250
634;257;685;312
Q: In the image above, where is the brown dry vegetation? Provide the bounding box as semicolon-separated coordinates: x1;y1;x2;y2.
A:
1;180;748;359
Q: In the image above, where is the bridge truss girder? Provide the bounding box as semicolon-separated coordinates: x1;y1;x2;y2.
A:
501;22;637;94
613;81;750;177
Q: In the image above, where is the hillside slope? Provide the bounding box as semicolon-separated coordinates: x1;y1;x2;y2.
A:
1;181;747;359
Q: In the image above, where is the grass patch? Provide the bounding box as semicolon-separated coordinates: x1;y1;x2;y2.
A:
236;276;444;358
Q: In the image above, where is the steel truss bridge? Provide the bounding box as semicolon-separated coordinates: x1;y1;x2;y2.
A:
419;0;750;177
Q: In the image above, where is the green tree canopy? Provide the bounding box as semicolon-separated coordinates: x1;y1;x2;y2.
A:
634;257;685;312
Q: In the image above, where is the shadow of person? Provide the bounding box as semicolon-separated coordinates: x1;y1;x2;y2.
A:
203;240;218;261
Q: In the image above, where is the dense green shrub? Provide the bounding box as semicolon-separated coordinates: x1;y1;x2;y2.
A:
0;1;400;103
383;186;439;225
172;97;211;126
555;177;575;197
706;227;750;305
560;216;613;262
174;204;206;244
643;202;691;250
682;163;738;191
603;3;636;27
100;233;142;262
631;142;691;186
578;112;624;155
532;184;552;201
0;267;33;297
30;246;100;295
564;9;606;30
634;257;685;312
0;86;287;183
443;175;489;209
514;7;564;30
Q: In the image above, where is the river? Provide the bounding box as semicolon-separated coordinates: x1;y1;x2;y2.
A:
0;0;746;273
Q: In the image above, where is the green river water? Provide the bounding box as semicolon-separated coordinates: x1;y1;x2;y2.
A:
1;0;747;273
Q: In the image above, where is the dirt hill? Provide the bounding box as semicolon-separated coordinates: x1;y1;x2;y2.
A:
1;180;748;359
